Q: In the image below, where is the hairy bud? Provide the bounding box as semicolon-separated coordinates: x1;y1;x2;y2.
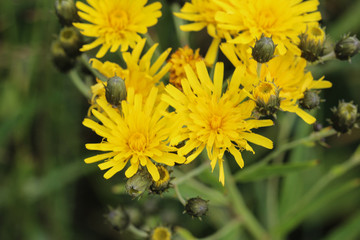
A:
335;34;360;61
105;76;127;107
252;34;276;63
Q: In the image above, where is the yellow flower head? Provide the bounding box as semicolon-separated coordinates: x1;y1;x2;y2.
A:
221;44;332;123
151;226;172;240
163;61;273;185
174;0;235;65
168;46;203;90
83;87;185;181
74;0;162;58
215;0;322;55
89;39;172;108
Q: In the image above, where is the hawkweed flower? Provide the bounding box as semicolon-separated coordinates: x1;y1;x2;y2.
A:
74;0;162;58
215;0;322;55
150;166;172;194
298;23;325;62
174;0;235;65
83;87;185;181
168;46;203;90
89;39;171;112
221;44;332;124
162;61;273;185
150;226;172;240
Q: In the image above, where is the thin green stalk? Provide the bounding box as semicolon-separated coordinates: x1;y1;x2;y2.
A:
224;161;269;240
80;54;107;82
174;184;186;206
319;51;336;62
257;62;262;79
234;127;337;181
199;219;242;240
280;144;360;223
68;70;91;99
127;224;148;238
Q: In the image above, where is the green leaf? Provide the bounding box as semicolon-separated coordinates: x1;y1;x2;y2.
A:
325;209;360;240
235;160;318;182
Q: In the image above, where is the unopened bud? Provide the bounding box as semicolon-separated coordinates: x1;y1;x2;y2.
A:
51;40;75;72
252;34;276;63
184;197;208;218
59;26;83;57
105;76;127;107
334;34;360;61
330;100;359;133
55;0;80;26
150;166;172;194
125;169;151;198
150;226;172;240
105;206;130;231
299;90;321;110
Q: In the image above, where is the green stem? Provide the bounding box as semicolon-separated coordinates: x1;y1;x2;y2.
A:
257;62;262;79
173;163;209;185
199;219;242;240
80;54;107;82
234;127;337;181
280;144;360;223
68;70;91;99
319;51;336;63
127;224;148;238
224;161;269;240
174;184;186;206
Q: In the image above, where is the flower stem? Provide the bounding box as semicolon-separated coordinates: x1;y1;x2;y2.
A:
173;162;209;185
80;54;107;82
68;70;91;99
224;161;269;240
174;184;186;206
257;62;262;79
234;127;337;181
127;224;148;238
319;51;336;62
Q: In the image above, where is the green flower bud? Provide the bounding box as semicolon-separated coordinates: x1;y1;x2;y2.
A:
125;169;151;198
105;76;127;107
184;197;208;218
252;81;281;118
150;166;172;194
105;206;130;231
51;40;75;72
330;100;359;134
334;34;360;61
150;226;171;240
55;0;80;26
299;90;321;110
298;27;325;62
251;34;276;63
59;26;83;57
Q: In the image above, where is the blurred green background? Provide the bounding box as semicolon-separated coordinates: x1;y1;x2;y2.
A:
0;0;359;239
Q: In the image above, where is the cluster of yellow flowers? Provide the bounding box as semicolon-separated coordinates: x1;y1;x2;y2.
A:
76;0;332;185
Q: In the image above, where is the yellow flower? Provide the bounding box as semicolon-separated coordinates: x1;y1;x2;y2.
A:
168;46;203;90
174;0;234;65
162;61;273;185
215;0;322;55
89;38;171;109
221;44;332;123
151;226;171;240
74;0;162;58
83;87;185;181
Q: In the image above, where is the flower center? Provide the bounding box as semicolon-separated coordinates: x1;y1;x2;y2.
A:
254;82;277;104
128;132;147;152
210;114;222;130
109;9;129;30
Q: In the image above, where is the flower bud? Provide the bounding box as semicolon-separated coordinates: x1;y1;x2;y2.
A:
51;39;75;72
105;76;127;107
55;0;80;26
125;169;151;198
253;81;280;117
184;197;208;218
251;34;276;63
59;26;83;57
150;166;172;194
150;226;172;240
298;25;325;62
299;90;321;110
105;206;130;231
334;34;360;61
330;100;359;133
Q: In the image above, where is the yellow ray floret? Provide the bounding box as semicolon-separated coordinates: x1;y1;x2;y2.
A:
74;0;162;58
83;87;185;181
162;61;273;185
